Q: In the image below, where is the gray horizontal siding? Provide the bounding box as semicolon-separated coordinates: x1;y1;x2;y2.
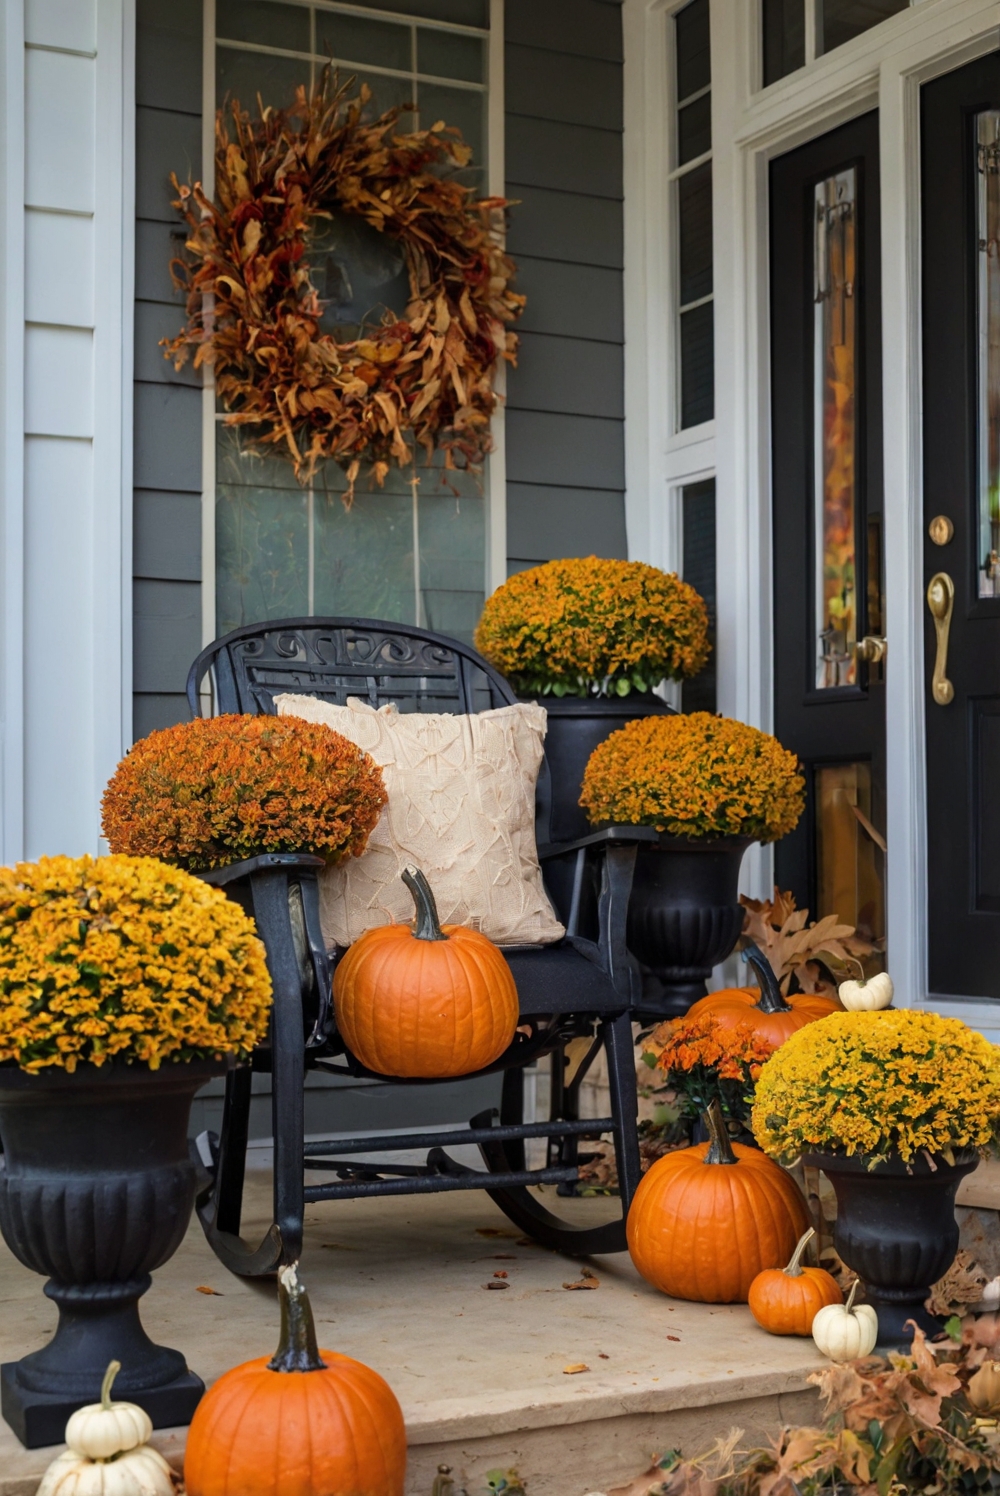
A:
504;0;625;569
134;0;203;741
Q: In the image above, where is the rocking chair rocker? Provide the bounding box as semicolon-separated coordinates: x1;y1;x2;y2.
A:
186;617;648;1276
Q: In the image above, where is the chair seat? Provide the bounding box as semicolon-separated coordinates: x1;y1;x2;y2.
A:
503;941;627;1016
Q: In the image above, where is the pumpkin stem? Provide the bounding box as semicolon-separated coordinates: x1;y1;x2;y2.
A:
402;866;448;942
784;1227;815;1278
100;1360;121;1410
268;1263;327;1373
845;1278;860;1315
703;1099;739;1166
741;942;793;1014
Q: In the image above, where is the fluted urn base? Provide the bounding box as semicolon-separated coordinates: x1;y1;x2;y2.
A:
627;837;753;1018
0;1059;224;1447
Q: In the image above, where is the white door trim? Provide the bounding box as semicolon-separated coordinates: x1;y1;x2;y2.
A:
623;0;1000;985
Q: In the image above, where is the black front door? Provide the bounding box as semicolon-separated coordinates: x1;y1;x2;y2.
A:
922;53;1000;999
770;112;887;954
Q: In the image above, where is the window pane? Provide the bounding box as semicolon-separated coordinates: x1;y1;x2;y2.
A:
681;479;716;714
680;301;714;427
675;0;710;103
418;476;486;644
350;71;416;119
418;29;484;83
217;47;308;112
310;211;410;340
762;0;804;86
678;162;713;306
313;483;417;626
678;92;711;166
350;0;488;24
315;14;412;73
978;111;1000;598
216;480;309;635
216;0;309;51
815;761;886;952
814;168;858;689
821;0;908;54
418;82;484;166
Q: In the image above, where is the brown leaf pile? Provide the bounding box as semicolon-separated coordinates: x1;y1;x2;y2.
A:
164;70;524;500
739;887;880;998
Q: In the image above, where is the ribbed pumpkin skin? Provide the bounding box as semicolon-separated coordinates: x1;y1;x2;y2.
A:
183;1351;406;1496
626;1142;809;1302
686;986;840;1046
748;1264;842;1335
333;923;519;1077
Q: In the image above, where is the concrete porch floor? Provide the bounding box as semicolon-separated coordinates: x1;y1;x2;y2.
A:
0;1154;828;1496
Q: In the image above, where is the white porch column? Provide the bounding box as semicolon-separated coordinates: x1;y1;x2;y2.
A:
0;0;133;862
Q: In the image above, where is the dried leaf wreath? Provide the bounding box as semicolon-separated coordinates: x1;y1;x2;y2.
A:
163;71;524;502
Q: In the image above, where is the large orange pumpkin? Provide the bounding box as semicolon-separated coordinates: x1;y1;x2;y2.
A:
626;1100;809;1302
748;1226;843;1335
184;1264;406;1496
686;941;840;1046
333;866;519;1077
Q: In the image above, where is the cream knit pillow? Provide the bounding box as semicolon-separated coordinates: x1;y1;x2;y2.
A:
275;694;565;948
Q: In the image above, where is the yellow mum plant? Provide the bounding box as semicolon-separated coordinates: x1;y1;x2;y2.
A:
580;713;805;841
474;556;710;697
0;855;272;1074
752;1010;1000;1165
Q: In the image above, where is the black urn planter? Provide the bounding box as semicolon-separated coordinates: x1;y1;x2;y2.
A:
533;694;673;845
0;1058;226;1447
626;835;753;1019
803;1148;979;1348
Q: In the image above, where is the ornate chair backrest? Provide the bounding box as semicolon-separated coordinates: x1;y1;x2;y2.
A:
186;617;555;850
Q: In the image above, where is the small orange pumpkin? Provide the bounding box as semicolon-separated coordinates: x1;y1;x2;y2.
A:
686;942;840;1047
333;866;519;1077
184;1264;405;1496
626;1100;809;1303
748;1226;843;1335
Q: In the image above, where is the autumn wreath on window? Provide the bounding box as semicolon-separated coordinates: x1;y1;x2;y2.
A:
163;71;523;502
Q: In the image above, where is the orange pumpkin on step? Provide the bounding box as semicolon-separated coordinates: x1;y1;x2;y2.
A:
184;1264;405;1496
333;866;519;1077
626;1100;809;1302
686;941;840;1047
748;1226;843;1335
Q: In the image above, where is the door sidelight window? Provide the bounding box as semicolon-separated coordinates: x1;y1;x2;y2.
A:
814;168;858;688
978;110;1000;598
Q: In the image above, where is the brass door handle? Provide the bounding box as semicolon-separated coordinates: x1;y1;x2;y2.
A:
855;635;886;663
926;572;955;705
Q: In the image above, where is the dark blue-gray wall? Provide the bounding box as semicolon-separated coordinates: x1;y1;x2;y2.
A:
132;0;627;733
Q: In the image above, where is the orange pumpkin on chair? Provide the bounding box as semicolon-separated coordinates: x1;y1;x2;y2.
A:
686;941;840;1047
333;866;519;1078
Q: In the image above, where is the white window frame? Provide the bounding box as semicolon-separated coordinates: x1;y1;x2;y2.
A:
624;0;1000;1023
199;0;506;647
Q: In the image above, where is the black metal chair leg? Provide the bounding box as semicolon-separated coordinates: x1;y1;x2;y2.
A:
214;1066;252;1235
603;1011;641;1213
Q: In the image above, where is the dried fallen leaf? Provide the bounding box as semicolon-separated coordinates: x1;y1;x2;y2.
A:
563;1269;600;1290
477;1228;519;1238
667;1334;681;1342
563;1363;590;1375
599;1353;610;1360
484;1280;509;1290
493;1254;516;1260
493;1270;509;1279
196;1285;223;1296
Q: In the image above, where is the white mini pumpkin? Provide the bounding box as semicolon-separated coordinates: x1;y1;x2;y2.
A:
838;971;894;1012
37;1361;175;1496
811;1279;879;1360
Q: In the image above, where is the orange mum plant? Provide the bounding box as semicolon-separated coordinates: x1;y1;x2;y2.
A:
474;557;710;698
164;71;523;499
580;713;805;842
102;715;387;872
642;1013;777;1130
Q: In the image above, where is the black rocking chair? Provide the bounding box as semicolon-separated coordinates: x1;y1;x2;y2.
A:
186;618;645;1276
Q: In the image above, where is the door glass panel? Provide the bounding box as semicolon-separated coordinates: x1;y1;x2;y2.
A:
814;167;858;688
681;479;716;714
820;0;908;55
815;761;885;954
978;111;1000;598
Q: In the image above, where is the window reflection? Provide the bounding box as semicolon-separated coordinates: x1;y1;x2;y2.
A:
814;168;858;688
978;112;1000;598
815;761;885;955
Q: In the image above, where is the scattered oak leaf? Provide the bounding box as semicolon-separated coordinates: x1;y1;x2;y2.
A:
667;1335;681;1342
493;1271;509;1279
484;1280;509;1290
563;1363;590;1375
196;1285;223;1296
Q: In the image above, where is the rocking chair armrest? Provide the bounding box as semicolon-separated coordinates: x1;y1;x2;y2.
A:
537;825;660;860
